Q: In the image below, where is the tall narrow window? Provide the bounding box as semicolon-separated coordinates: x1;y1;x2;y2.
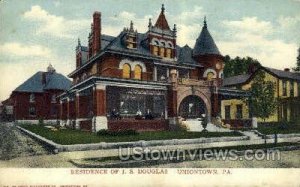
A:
153;46;159;56
236;104;243;119
225;105;231;119
166;49;172;58
283;80;287;96
29;93;35;103
29;107;36;116
134;65;142;80
290;81;294;97
122;63;131;79
298;83;300;97
51;94;56;103
160;47;165;58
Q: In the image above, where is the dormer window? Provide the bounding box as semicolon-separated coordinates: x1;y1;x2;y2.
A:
30;93;35;103
124;21;138;49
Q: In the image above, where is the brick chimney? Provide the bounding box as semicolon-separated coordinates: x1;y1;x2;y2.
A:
93;11;101;56
284;68;290;72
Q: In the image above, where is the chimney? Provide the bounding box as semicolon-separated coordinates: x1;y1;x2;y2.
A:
93;11;101;56
284;68;290;72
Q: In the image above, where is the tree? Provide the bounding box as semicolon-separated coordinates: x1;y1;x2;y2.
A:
246;71;277;122
292;46;300;72
223;55;261;78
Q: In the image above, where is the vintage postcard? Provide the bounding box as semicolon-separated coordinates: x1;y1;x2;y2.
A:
0;0;300;186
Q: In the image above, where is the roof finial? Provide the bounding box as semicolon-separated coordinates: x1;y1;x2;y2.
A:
161;4;165;13
47;63;55;73
78;38;81;46
130;20;134;31
148;18;152;28
204;16;207;28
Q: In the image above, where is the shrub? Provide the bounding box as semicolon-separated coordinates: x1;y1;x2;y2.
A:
38;118;44;126
97;129;139;136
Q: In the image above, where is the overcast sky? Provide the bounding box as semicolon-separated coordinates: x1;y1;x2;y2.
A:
1;0;300;101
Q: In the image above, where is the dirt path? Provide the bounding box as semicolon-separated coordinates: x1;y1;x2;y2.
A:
0;123;50;160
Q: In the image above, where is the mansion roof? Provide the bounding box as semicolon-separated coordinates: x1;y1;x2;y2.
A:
14;69;72;93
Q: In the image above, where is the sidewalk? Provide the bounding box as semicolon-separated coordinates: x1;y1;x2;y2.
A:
1;133;299;168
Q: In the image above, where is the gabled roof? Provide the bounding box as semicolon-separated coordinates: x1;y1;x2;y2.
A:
154;4;170;30
14;71;71;93
263;67;300;81
193;18;221;56
223;74;251;87
223;66;300;87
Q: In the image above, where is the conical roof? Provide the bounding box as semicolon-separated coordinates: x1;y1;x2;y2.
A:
154;4;170;30
193;17;221;56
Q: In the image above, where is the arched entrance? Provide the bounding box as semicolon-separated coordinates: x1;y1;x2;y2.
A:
179;95;207;119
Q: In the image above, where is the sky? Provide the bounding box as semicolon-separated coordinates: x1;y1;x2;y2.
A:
0;0;300;101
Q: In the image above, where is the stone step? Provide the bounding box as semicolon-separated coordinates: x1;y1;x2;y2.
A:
182;120;231;132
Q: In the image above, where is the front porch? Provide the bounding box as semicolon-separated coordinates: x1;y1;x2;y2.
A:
59;76;171;132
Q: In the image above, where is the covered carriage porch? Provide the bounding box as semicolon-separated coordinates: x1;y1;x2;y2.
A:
59;77;171;132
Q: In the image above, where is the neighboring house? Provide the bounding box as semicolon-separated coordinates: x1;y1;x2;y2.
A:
222;66;300;123
59;5;230;132
9;65;72;124
0;97;14;121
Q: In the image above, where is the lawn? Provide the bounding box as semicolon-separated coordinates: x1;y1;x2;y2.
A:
19;124;242;145
257;124;300;135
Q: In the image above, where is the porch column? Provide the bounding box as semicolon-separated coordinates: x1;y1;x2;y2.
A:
153;66;157;81
66;97;71;127
59;100;64;126
92;84;108;132
167;86;178;129
75;92;80;129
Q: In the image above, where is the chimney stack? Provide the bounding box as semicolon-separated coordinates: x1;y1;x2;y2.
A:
93;11;101;56
284;68;290;72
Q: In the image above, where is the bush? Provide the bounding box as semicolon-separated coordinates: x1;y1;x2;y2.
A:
38;118;44;126
97;129;139;136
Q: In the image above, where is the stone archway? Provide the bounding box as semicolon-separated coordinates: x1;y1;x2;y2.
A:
179;95;207;119
177;86;212;119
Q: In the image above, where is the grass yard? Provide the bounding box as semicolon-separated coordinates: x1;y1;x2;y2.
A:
257;124;300;135
20;124;242;145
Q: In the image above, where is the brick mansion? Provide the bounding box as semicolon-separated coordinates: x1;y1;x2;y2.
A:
3;4;299;131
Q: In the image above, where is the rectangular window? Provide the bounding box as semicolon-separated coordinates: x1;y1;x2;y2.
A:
236;104;243;119
290;81;294;97
160;47;165;58
29;107;36;116
50;105;57;116
282;80;287;96
225;105;231;120
153;46;159;56
298;82;300;97
166;48;172;58
30;94;35;103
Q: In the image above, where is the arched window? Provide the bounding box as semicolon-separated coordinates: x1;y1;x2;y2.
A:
153;46;159;56
160;47;165;57
166;49;172;58
207;72;215;81
122;63;131;79
134;65;142;80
